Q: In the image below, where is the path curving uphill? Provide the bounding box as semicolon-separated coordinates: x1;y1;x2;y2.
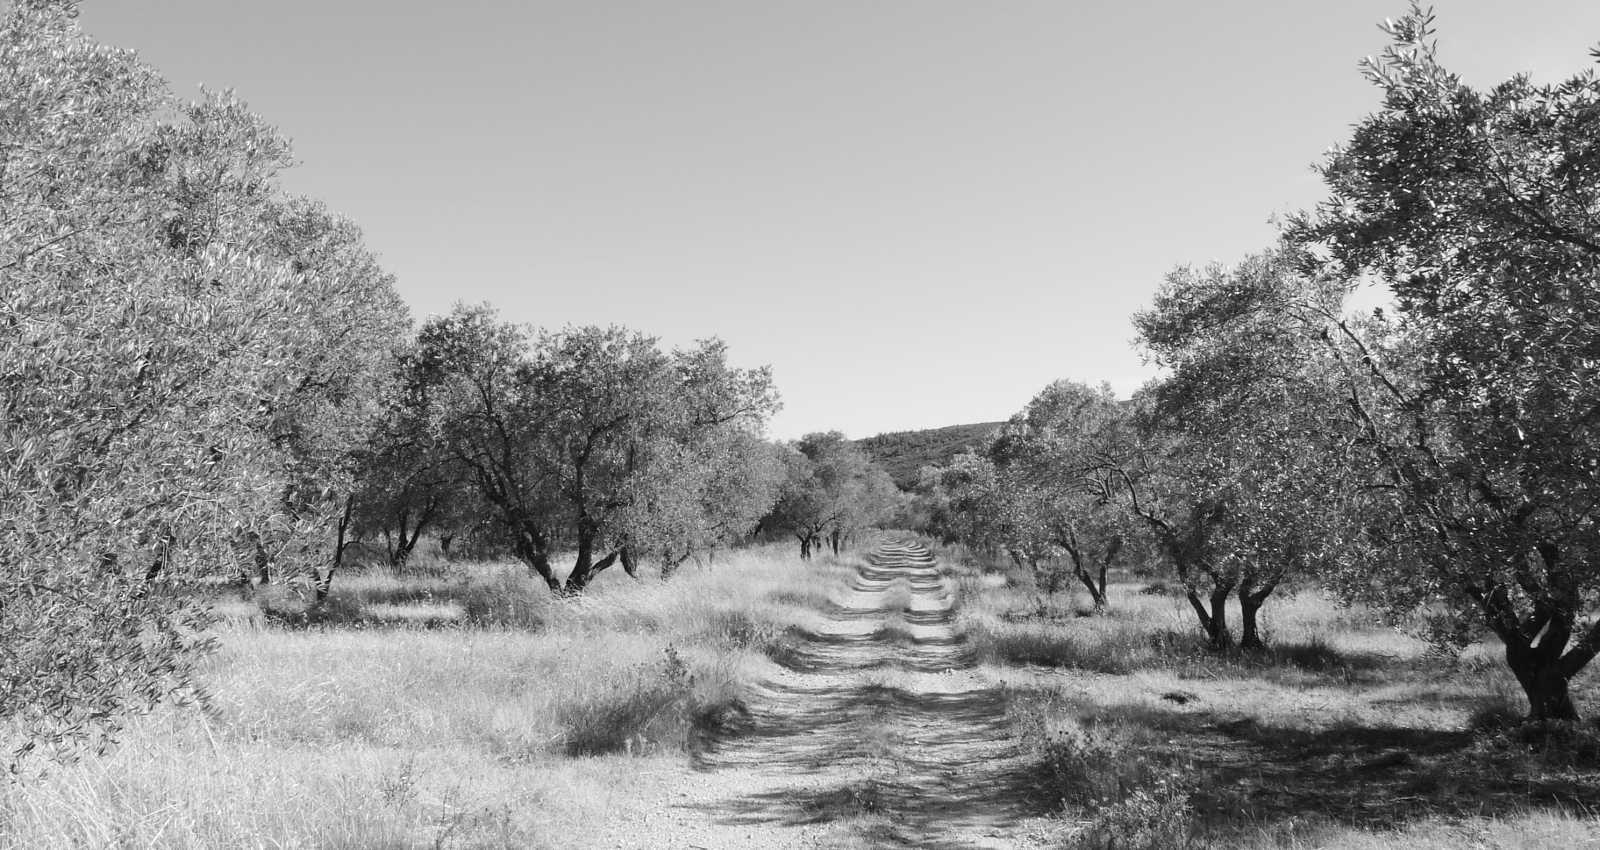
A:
657;539;1042;850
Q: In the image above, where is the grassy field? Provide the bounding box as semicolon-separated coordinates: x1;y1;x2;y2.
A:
944;544;1600;849
0;544;852;850
9;540;1600;848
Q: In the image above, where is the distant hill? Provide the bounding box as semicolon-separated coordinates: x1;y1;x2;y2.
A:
855;422;1003;490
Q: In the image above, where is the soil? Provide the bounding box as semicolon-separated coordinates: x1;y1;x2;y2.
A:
599;540;1055;849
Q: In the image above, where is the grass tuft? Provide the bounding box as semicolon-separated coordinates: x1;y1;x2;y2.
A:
557;647;693;756
1068;782;1195;850
1468;670;1526;735
456;569;554;628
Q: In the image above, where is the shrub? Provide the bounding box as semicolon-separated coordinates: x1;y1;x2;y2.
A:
1468;669;1525;734
1039;726;1141;807
1069;781;1194;850
257;585;366;629
556;647;692;756
457;571;553;629
1010;688;1166;808
698;608;782;653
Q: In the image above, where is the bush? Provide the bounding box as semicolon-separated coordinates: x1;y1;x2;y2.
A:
1034;723;1161;809
257;585;366;628
1009;687;1169;809
1069;781;1194;850
1467;669;1525;734
457;571;553;628
697;608;782;653
556;647;692;756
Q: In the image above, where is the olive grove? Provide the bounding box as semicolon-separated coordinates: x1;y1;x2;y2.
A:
926;5;1600;719
403;305;782;593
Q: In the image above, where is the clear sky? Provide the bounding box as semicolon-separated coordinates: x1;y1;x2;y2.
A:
77;1;1600;440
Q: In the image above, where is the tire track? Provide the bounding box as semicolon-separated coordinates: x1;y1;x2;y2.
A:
681;540;1041;849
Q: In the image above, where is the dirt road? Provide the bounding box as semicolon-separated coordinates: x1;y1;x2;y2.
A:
619;540;1046;849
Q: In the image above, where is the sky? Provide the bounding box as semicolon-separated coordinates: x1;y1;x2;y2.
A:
77;1;1600;440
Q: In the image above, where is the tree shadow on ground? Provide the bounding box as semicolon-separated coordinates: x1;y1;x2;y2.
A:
1193;717;1600;833
769;619;975;674
691;681;1051;850
1010;680;1600;841
688;545;1042;849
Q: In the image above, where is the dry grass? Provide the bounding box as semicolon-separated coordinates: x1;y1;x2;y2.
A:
0;544;847;849
952;557;1600;848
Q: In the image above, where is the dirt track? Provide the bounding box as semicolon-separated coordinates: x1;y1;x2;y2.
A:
617;540;1047;849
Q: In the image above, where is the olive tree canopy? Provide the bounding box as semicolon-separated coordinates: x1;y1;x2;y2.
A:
1;0;408;760
1289;4;1600;719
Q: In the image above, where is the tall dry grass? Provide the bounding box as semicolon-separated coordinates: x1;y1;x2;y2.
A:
948;554;1600;849
0;544;846;849
958;562;1428;681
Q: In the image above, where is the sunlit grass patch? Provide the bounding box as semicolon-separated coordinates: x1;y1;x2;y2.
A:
0;542;851;849
940;542;1600;849
0;720;672;850
1468;666;1526;734
962;581;1207;674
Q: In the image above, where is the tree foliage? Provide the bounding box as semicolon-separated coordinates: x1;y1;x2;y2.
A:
766;432;900;558
1287;3;1600;719
983;382;1135;609
0;0;408;760
1129;252;1355;648
411;305;779;592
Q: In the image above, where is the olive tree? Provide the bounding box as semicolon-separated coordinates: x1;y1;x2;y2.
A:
1288;4;1600;719
921;452;1011;560
620;428;786;577
1;0;407;760
766;432;899;558
1128;252;1356;649
415;306;778;592
985;381;1136;610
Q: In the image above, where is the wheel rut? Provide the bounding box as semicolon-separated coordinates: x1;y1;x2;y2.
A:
671;540;1042;850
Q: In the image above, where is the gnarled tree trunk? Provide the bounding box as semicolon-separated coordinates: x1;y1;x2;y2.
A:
509;519;561;593
659;547;694;580
1238;595;1264;650
1061;532;1118;611
1236;569;1283;650
384;494;438;571
1186;583;1235;650
566;550;619;594
1477;582;1597;722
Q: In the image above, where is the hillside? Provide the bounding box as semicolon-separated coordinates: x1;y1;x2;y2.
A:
855;421;1003;489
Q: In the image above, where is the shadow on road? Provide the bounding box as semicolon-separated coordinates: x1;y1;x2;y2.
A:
687;541;1041;849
